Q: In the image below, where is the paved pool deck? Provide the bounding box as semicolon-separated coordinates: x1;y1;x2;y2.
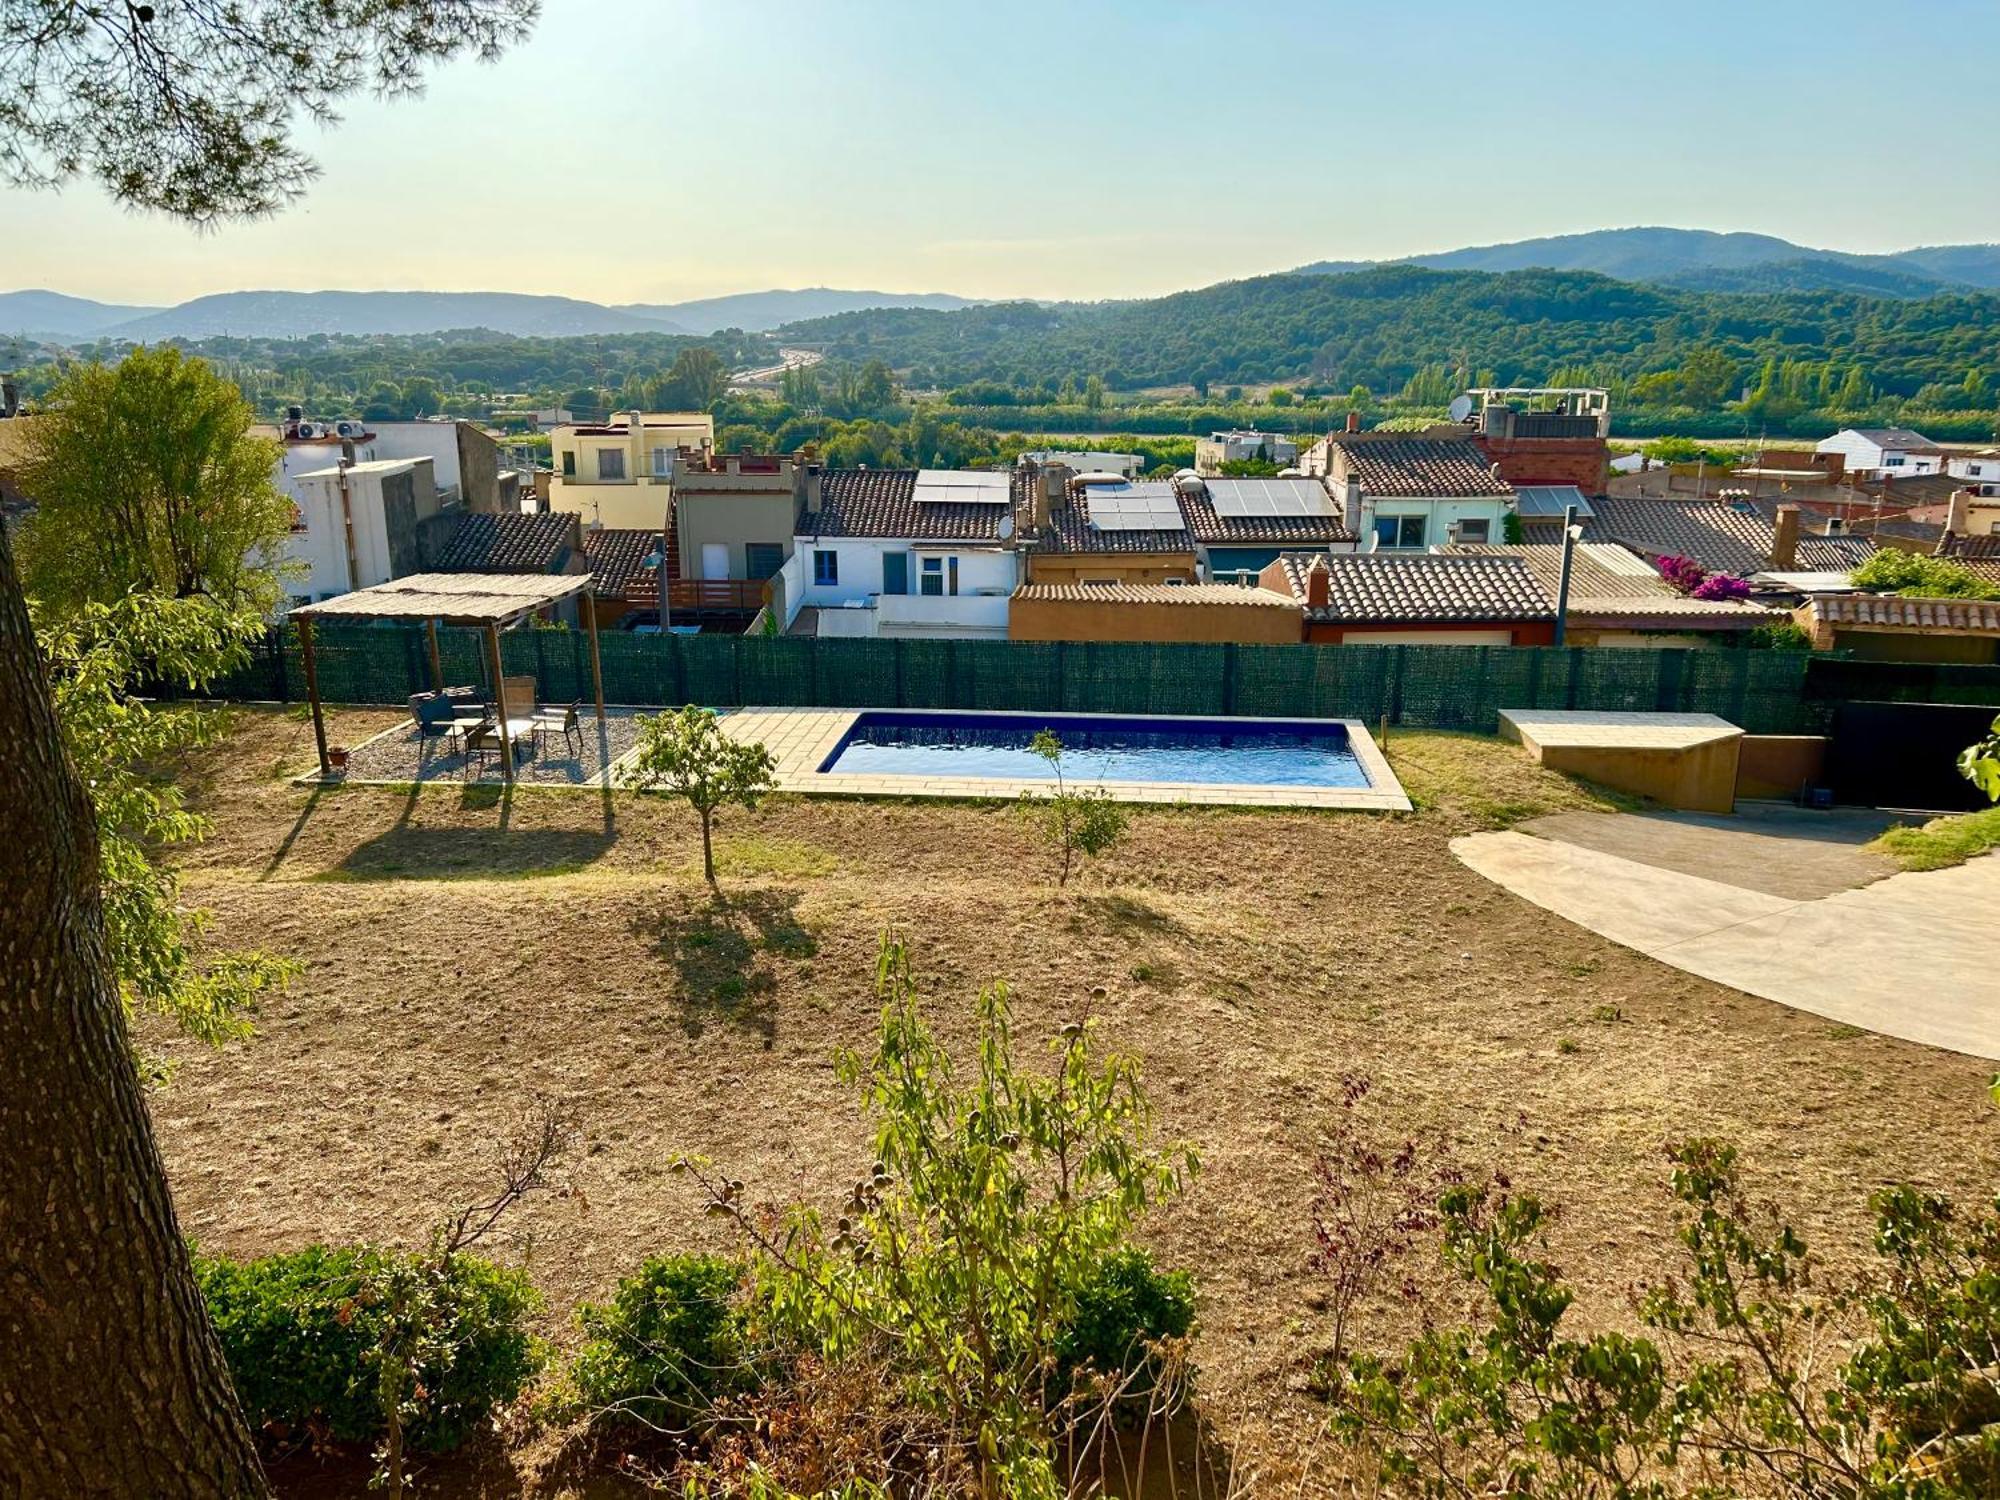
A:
717;707;1413;810
1454;810;2000;1059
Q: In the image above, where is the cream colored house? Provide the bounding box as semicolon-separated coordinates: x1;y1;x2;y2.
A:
548;411;714;529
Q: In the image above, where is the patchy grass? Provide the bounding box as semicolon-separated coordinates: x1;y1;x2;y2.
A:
1870;807;2000;872
706;832;841;880
1381;728;1639;829
141;706;1996;1499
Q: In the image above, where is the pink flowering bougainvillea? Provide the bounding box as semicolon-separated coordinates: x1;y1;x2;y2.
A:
1655;554;1707;594
1691;572;1752;602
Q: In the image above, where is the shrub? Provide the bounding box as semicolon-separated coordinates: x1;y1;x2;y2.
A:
195;1244;541;1453
1016;728;1129;887
1690;571;1751;602
567;1254;757;1429
1655;552;1707;594
1053;1248;1196;1407
1851;550;2000;600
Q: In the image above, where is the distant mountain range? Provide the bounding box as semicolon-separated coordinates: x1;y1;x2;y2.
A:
0;286;985;343
9;229;2000;346
1296;227;2000;298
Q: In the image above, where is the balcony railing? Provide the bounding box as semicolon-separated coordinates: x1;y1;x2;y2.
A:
669;579;768;611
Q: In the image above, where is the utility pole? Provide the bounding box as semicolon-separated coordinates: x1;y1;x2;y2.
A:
1552;503;1578;648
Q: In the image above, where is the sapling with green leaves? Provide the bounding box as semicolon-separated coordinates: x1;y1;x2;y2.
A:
1017;728;1129;888
619;705;778;887
675;935;1199;1495
1961;713;2000;803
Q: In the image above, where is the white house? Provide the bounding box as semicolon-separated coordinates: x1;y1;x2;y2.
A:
775;468;1020;639
284;457;442;603
266;412;517;513
1947;449;2000;497
1194;429;1298;474
1018;449;1145;478
1321;437;1515;551
1815;427;1945;479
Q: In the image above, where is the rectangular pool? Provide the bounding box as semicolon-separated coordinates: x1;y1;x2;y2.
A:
818;710;1373;789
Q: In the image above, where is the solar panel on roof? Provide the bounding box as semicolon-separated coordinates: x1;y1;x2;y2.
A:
912;469;1011;504
1512;485;1595;518
1087;482;1184;531
1206;477;1336;518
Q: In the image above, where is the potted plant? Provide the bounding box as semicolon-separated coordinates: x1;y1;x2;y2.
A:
327;746;350;771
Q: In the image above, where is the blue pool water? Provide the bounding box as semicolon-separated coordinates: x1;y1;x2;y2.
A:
819;711;1371;788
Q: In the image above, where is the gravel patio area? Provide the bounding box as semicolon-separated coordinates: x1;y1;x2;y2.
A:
327;706;649;787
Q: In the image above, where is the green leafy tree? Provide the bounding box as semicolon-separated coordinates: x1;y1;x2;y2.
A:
656;346;730;412
1016;729;1129;887
1961;714;2000;802
17;346;295;616
400;375;443;416
678;934;1199;1496
619;705;778;886
35;591;297;1066
0;0;536;223
1083;373;1107;412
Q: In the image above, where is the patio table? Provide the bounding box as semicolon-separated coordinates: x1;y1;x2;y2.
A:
443;716;487;754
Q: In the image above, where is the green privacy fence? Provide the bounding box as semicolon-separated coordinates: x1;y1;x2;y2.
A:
270;624;1827;735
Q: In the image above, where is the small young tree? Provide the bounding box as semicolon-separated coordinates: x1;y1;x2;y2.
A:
620;705;777;887
678;935;1199;1494
1016;729;1128;888
1959;713;2000;801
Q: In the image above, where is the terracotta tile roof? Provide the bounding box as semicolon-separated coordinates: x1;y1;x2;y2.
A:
1012;582;1295;607
1271;551;1554;625
803;468;1013;542
1444;542;1787;624
427;512;578;573
1810;593;2000;633
1583;495;1875;576
1934;531;2000;584
1330;437;1513;498
1841;472;1966;506
582;527;663;600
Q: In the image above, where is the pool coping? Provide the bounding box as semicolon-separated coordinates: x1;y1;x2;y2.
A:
717;706;1413;811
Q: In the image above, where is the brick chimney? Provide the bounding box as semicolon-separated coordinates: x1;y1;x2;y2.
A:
1305;555;1331;609
1345;410;1361;435
1948;488;1972;537
1770;504;1800;570
1341;474;1364;537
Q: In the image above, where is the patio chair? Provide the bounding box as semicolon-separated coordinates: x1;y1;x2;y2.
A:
498;675;539;722
460;719;506;779
409;693;456;735
532;700;584;758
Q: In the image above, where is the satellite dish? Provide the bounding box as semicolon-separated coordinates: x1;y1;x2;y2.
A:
1448;394;1475;424
997;511;1015;541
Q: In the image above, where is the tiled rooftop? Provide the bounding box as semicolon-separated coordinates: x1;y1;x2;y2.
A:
1271;551;1554;625
1329;437;1513;498
582;527;664;601
803;468;1014;542
1012;582;1296;607
1444;542;1787;621
427;512;579;573
1811;593;2000;632
1583;495;1876;576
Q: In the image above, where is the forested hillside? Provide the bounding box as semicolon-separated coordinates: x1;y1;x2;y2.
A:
778;265;2000;401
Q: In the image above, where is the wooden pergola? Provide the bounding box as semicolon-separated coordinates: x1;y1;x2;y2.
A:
290;572;605;784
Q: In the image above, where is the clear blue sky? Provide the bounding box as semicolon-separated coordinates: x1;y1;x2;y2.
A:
7;0;1998;307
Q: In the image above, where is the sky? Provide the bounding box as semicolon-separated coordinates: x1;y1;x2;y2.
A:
6;0;1999;308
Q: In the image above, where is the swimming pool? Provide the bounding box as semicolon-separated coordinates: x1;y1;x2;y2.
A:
818;710;1373;789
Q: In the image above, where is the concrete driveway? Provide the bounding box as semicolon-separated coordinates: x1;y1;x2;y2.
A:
1453;810;2000;1060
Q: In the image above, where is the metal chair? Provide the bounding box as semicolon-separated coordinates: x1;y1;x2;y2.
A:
532;700;584;758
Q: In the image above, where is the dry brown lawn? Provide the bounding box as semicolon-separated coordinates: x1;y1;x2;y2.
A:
147;707;1999;1496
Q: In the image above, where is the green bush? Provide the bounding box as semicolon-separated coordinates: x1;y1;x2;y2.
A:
194;1244;540;1453
1850;550;2000;600
1053;1248;1196;1406
568;1254;756;1429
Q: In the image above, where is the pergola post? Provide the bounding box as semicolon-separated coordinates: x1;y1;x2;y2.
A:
424;617;445;694
297;616;329;779
486;622;514;784
585;596;606;724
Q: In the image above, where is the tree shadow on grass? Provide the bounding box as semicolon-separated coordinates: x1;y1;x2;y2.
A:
1068;891;1187;938
628;886;820;1048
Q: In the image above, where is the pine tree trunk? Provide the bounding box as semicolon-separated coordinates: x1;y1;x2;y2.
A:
0;527;271;1495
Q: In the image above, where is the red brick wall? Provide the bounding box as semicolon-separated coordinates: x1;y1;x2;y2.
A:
1473;435;1606;493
